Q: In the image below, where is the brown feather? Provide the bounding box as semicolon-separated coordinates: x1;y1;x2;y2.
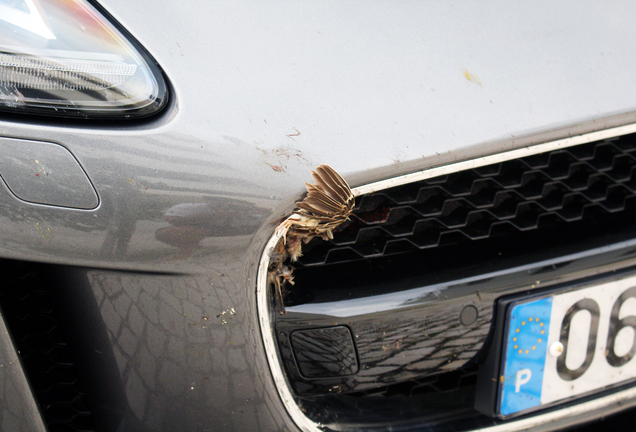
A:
314;165;353;206
312;175;345;205
303;184;346;209
306;193;345;212
298;196;342;214
270;164;354;314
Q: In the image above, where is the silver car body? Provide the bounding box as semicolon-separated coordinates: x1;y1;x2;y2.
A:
2;1;636;431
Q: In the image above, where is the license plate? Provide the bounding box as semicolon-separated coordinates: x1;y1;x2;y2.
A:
499;275;636;417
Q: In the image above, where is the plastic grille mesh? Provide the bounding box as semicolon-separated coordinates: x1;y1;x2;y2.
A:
297;134;636;267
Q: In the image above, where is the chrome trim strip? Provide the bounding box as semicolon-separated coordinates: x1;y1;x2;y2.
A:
257;232;322;432
256;122;636;432
474;386;636;432
355;123;636;196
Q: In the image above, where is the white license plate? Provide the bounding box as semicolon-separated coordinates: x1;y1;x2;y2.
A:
498;274;636;416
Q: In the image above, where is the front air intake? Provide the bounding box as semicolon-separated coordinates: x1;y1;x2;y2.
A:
258;125;636;432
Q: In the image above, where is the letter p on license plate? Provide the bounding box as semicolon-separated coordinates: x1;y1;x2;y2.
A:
499;275;636;417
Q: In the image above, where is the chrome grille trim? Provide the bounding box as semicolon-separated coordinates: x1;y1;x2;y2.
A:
355;123;636;196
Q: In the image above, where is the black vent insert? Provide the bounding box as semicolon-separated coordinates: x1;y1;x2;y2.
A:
0;260;96;432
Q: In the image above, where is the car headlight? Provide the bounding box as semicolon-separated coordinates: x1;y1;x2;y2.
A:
0;0;167;119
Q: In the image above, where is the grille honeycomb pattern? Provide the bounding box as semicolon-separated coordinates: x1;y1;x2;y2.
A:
0;261;95;432
298;134;636;266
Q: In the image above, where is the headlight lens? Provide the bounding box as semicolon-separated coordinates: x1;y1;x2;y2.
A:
0;0;167;119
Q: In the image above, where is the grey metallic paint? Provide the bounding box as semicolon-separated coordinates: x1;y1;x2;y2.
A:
1;1;636;430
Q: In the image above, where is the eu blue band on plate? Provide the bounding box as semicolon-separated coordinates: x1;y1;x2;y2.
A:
499;297;552;416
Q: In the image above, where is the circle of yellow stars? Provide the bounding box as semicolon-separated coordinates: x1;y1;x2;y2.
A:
513;316;546;354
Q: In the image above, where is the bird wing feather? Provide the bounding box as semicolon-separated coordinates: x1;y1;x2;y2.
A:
311;171;343;204
304;181;340;206
313;165;354;208
271;164;354;314
307;187;346;208
296;197;342;215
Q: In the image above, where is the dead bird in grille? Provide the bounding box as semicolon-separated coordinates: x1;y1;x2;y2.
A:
269;164;355;314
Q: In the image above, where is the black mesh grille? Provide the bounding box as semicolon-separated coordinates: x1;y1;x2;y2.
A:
0;260;95;432
297;134;636;267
